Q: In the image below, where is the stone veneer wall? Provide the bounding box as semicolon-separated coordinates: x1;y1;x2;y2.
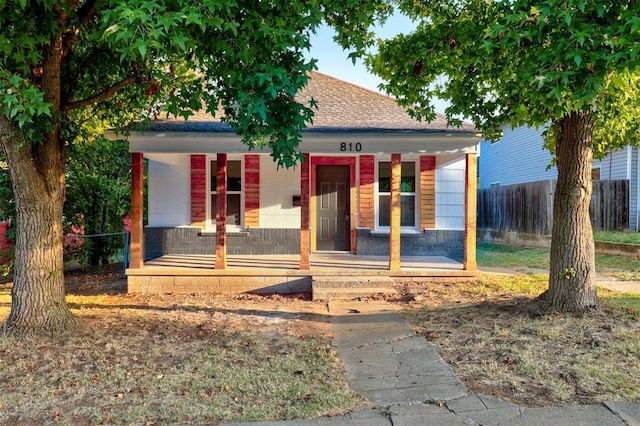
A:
355;228;464;262
144;227;300;260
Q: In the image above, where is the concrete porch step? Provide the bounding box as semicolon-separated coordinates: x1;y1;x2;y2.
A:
312;276;397;300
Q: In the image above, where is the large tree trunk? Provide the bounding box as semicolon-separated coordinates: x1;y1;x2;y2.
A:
0;117;78;335
545;111;599;312
0;32;78;335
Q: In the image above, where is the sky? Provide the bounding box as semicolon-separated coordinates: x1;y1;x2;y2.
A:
306;14;451;114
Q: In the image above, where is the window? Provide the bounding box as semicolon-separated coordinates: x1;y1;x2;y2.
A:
210;159;242;227
377;161;416;228
592;168;601;180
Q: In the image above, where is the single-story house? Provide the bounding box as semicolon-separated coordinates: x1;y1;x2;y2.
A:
119;72;481;294
479;125;637;229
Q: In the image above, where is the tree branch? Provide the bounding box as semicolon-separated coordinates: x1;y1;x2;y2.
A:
63;76;138;112
62;0;99;58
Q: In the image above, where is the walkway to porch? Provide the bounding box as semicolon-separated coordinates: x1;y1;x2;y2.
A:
126;253;478;295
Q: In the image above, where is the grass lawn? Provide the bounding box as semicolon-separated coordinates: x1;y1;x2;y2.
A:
594;230;640;245
477;241;640;277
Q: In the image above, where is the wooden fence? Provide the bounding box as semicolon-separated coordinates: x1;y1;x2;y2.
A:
477;179;629;234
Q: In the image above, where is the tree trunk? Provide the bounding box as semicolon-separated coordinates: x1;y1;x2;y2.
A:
0;32;78;335
545;111;599;312
0;117;78;335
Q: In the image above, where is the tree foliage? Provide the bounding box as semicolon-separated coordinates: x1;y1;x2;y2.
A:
65;138;131;266
367;0;640;312
369;1;640;150
0;0;394;335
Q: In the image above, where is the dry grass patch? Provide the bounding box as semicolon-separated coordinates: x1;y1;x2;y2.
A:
396;275;640;407
0;268;365;425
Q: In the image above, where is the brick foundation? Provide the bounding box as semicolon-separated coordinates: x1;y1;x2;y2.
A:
144;227;301;260
355;228;464;262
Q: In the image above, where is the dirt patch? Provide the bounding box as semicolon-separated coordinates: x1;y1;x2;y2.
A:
61;264;331;338
390;278;640;407
0;266;359;425
0;268;640;412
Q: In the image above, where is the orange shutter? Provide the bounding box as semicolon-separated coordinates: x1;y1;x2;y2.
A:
244;155;260;227
190;154;207;227
359;155;375;228
389;154;401;270
420;156;436;229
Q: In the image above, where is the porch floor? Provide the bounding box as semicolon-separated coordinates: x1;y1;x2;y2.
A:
133;253;469;275
126;253;478;294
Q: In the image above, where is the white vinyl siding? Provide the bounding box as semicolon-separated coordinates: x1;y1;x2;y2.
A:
435;155;466;230
259;155;301;229
146;153;191;226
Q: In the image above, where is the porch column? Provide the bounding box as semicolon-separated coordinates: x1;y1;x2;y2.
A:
300;153;310;270
215;153;227;270
130;152;144;269
389;153;401;270
464;153;478;270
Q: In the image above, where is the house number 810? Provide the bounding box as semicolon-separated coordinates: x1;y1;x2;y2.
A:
340;142;362;152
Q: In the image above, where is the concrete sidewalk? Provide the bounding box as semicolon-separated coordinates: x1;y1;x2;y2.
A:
228;300;640;426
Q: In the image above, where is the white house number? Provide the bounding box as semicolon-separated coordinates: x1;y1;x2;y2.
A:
340;142;362;152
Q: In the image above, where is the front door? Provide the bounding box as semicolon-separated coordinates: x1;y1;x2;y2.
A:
316;165;350;251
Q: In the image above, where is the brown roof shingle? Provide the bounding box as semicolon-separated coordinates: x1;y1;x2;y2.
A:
145;71;476;134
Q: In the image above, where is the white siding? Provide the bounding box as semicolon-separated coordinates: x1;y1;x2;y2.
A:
435;155;466;229
147;153;191;226
143;152;479;232
479;125;557;189
259;156;301;228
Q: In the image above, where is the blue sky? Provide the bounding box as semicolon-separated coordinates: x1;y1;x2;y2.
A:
306;15;451;114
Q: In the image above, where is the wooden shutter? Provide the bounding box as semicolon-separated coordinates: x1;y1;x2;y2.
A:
244;154;260;227
359;155;375;228
420;156;436;229
190;154;207;227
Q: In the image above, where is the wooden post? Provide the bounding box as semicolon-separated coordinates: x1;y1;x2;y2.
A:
215;153;227;270
389;154;401;270
300;153;310;270
130;152;144;269
464;153;478;270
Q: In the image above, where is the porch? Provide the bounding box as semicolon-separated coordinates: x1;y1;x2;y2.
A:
126;253;478;297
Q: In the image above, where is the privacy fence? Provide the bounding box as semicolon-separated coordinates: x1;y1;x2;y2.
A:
477;179;629;234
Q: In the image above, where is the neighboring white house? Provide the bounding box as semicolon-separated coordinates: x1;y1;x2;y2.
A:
479;125;639;229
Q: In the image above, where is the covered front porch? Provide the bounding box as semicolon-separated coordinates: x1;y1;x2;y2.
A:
127;252;478;297
122;72;481;297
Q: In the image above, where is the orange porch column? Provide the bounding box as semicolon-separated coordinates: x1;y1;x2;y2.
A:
389;154;401;271
464;153;478;270
215;153;227;270
300;153;310;270
130;152;144;269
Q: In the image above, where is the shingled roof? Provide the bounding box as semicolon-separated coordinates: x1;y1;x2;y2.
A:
143;71;477;134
